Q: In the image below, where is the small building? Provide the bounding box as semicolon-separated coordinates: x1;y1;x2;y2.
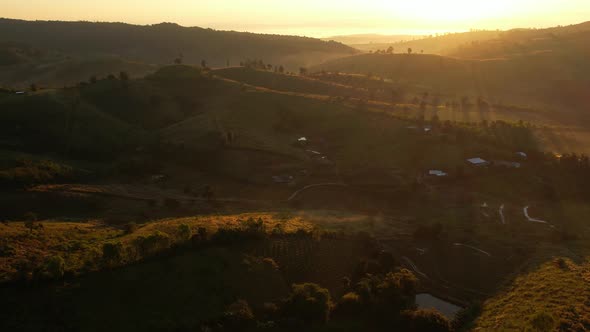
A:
516;152;527;159
428;170;448;177
467;158;490;167
15;91;26;95
298;137;308;142
272;175;294;184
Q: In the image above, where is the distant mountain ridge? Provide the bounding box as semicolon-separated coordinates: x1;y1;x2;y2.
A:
0;18;357;70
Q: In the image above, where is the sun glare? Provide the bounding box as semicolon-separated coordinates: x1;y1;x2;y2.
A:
383;0;518;22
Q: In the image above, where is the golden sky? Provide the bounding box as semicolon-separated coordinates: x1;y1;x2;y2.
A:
3;0;589;36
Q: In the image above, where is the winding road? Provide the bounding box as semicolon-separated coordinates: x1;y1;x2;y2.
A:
499;204;506;224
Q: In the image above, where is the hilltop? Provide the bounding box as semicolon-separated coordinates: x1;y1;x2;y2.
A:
0;18;357;71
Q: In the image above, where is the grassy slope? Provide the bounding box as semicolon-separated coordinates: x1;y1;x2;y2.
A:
312;53;590;126
475;255;590;331
0;212;314;282
0;56;157;89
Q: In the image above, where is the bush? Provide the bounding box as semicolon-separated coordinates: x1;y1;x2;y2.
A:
530;312;555;332
281;283;333;325
178;224;192;242
335;292;362;316
134;231;171;257
222;300;256;331
102;242;124;265
123;222;138;234
452;302;482;331
403;309;452;332
0;240;16;257
44;256;65;280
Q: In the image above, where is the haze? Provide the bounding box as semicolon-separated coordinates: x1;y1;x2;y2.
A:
3;0;590;36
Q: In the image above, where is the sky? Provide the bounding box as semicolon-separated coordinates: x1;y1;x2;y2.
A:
3;0;590;37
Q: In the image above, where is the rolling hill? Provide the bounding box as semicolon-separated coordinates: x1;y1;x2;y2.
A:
311;52;590;123
0;18;357;71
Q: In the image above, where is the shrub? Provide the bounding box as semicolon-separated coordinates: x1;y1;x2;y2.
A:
335;292;362;316
452;302;482;331
0;240;16;257
44;256;65;280
530;312;555;332
404;309;452;332
123;222;138;234
134;231;171;257
178;224;192;242
222;299;256;331
102;242;124;265
281;283;333;325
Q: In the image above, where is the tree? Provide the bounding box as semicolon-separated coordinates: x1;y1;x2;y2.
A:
119;71;129;81
24;212;38;234
299;67;308;76
386;46;394;54
30;83;38;92
408;48;413;54
281;283;332;325
279;65;284;73
201;59;207;68
89;76;98;84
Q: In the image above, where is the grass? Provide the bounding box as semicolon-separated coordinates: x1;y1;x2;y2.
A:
474;255;590;331
0;212;315;282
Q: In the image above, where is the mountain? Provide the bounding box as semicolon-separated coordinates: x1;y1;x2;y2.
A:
0;18;357;71
449;21;590;59
385;30;502;55
384;21;590;58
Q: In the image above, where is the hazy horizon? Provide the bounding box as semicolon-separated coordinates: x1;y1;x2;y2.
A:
3;0;590;38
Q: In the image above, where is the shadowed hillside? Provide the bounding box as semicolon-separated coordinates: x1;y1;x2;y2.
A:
312;52;590;121
0;19;357;71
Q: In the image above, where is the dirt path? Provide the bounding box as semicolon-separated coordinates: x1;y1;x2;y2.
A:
523;206;554;227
